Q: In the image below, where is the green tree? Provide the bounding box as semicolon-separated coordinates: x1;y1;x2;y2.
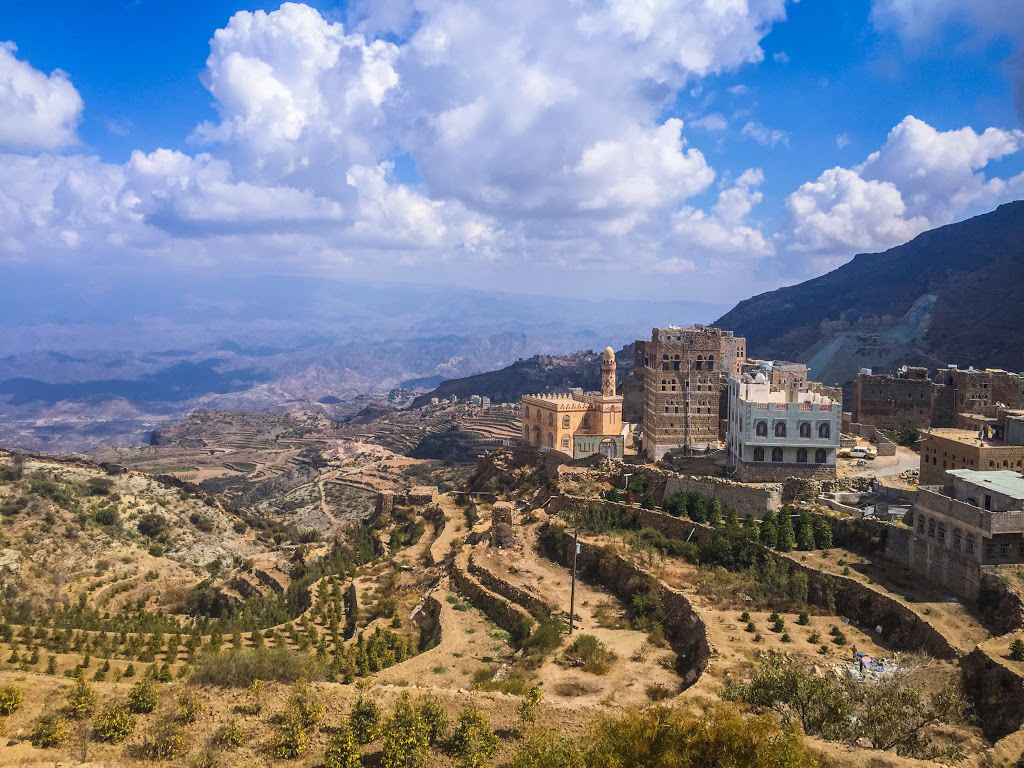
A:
65;674;97;719
323;727;363;768
813;518;833;549
759;510;778;547
450;707;500;768
776;511;796;551
1010;638;1024;662
381;694;429;768
0;686;23;715
127;679;158;714
690;498;707;523
93;702;135;743
797;513;816;551
708;499;723;526
349;696;382;743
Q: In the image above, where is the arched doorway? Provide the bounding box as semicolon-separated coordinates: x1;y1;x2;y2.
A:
599;438;618;459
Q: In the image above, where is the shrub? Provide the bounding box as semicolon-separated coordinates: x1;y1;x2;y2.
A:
520;617;564;658
323;727;363;768
30;714;67;748
518;686;544;731
567;634;616;674
770;618;785;633
586;702;815;768
214;720;244;749
177;689;204;723
142;719;187;760
271;712;307;759
191;647;325;687
288;679;324;729
781;633;792;643
419;698;448;743
797;612;810;625
0;686;22;716
65;675;97;719
380;694;429;768
510;727;586;768
128;679;159;713
1010;638;1024;662
450;706;499;768
247;678;264;714
745;621;756;633
93;702;135;743
349;696;382;743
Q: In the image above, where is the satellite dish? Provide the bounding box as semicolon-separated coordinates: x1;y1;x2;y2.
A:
900;365;908;373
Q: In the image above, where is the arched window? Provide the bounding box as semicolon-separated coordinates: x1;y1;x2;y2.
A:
771;447;783;462
523;426;530;441
756;421;768;437
796;448;808;463
707;355;715;372
927;518;935;538
547;432;554;449
953;528;962;549
937;523;945;542
561;435;570;449
818;423;831;439
814;448;827;464
965;534;975;555
548;413;554;427
799;422;811;438
753;447;765;462
582;414;591;429
532;426;541;446
562;415;570;429
661;379;667;392
523;406;529;419
774;422;787;438
917;516;926;534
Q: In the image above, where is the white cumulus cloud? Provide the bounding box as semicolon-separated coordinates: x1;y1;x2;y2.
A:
0;43;83;152
784;115;1024;255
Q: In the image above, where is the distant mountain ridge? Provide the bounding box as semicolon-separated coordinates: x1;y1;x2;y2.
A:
410;346;635;408
713;201;1024;385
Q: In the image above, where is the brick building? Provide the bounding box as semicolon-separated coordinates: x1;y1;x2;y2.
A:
909;469;1024;598
638;326;746;460
726;372;841;482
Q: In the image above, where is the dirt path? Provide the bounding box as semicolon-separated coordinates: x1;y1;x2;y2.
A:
429;495;466;565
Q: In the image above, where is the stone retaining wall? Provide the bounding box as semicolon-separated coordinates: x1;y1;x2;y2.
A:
448;554;534;643
468;552;552;619
846;421;898;456
776;552;958;660
961;647;1024;740
977;571;1024;635
542;523;710;687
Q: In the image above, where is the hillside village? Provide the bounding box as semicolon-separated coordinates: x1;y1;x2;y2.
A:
1;322;1024;767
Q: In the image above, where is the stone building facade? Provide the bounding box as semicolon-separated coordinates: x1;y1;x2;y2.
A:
638;326;746;460
909;470;1024;598
521;347;624;459
919;421;1024;486
726;374;841;482
852;366;1024;431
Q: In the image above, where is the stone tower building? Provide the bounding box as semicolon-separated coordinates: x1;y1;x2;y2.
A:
640;326;746;460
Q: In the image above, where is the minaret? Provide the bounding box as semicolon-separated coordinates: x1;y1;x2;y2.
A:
601;346;616;397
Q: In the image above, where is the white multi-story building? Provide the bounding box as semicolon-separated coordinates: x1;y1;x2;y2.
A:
726;373;841;482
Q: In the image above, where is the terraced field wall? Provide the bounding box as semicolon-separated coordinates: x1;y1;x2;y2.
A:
541;523;710;687
961;648;1024;740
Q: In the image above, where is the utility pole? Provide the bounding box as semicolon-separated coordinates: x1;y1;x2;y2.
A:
569;515;579;634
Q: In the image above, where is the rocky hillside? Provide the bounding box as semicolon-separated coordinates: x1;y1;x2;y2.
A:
714;201;1024;385
410;345;635;408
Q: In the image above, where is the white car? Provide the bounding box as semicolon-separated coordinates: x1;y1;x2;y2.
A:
848;446;868;459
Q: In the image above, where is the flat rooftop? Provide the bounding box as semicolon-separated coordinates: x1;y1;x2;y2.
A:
947;469;1024;500
925;428;1008;447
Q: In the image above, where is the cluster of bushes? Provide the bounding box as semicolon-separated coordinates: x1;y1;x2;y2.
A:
724;653;966;761
510;700;817;768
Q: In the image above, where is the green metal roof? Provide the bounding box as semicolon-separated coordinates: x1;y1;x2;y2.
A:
947;469;1024;500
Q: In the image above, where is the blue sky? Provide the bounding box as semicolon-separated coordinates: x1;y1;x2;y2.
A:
1;0;1022;305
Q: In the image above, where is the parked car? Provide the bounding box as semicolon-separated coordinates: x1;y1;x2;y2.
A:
864;446;878;459
848;446;868;459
